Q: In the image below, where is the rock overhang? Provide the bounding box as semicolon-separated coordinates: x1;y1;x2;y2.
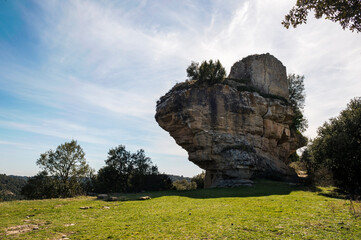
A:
155;53;305;188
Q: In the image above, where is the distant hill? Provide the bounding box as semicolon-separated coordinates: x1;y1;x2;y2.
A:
0;174;28;201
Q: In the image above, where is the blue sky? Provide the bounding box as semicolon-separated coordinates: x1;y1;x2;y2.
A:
1;0;361;177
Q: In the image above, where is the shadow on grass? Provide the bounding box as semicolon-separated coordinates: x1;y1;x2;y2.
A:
96;179;302;202
318;188;351;200
295;182;353;200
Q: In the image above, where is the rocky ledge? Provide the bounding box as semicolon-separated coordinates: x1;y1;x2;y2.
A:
155;54;306;188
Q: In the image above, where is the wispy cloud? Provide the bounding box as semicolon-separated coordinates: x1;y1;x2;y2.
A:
0;119;109;144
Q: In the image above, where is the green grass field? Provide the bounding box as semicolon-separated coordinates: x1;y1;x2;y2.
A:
1;180;360;239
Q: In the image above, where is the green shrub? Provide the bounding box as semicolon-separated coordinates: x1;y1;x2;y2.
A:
309;97;361;196
21;171;59;199
187;59;226;85
191;172;205;189
172;179;197;190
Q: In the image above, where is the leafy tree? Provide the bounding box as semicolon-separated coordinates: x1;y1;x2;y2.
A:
311;97;361;196
283;0;361;33
186;59;226;85
173;179;197;190
95;166;121;193
0;174;27;201
128;174;173;192
102;145;133;192
191;172;205;189
36;140;92;197
288;152;300;163
300;148;314;175
186;62;199;81
96;145;172;193
300;147;334;186
288;74;308;132
21;171;58;199
131;149;159;176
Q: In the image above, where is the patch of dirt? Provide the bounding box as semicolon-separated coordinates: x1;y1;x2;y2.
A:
6;224;39;235
64;223;75;227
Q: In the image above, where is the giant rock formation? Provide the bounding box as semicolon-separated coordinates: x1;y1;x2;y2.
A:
155;53;306;188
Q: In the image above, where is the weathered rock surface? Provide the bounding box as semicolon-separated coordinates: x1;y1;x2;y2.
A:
228;53;289;100
155;54;305;188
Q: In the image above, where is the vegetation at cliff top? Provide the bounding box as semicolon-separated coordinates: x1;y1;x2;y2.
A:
157;60;291;105
1;180;361;239
186;59;226;85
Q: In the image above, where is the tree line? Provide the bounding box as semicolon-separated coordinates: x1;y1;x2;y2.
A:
287;72;361;197
19;141;206;200
299;97;361;198
21;142;173;199
0;174;27;201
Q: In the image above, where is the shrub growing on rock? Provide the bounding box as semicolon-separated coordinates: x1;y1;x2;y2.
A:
186;60;226;85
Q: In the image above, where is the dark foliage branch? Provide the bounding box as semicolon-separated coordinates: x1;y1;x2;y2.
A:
283;0;361;33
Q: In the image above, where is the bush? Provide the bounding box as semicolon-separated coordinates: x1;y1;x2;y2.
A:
173;179;197;190
36;140;92;198
128;174;173;192
94;166;121;193
21;171;59;199
94;145;173;193
187;60;226;85
191;172;205;189
0;174;27;201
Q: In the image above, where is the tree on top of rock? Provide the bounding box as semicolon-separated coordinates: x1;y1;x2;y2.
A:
186;60;226;85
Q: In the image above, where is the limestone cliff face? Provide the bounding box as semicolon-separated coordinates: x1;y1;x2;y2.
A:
155;54;306;188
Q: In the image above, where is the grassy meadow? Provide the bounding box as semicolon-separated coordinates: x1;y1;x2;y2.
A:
1;180;361;239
